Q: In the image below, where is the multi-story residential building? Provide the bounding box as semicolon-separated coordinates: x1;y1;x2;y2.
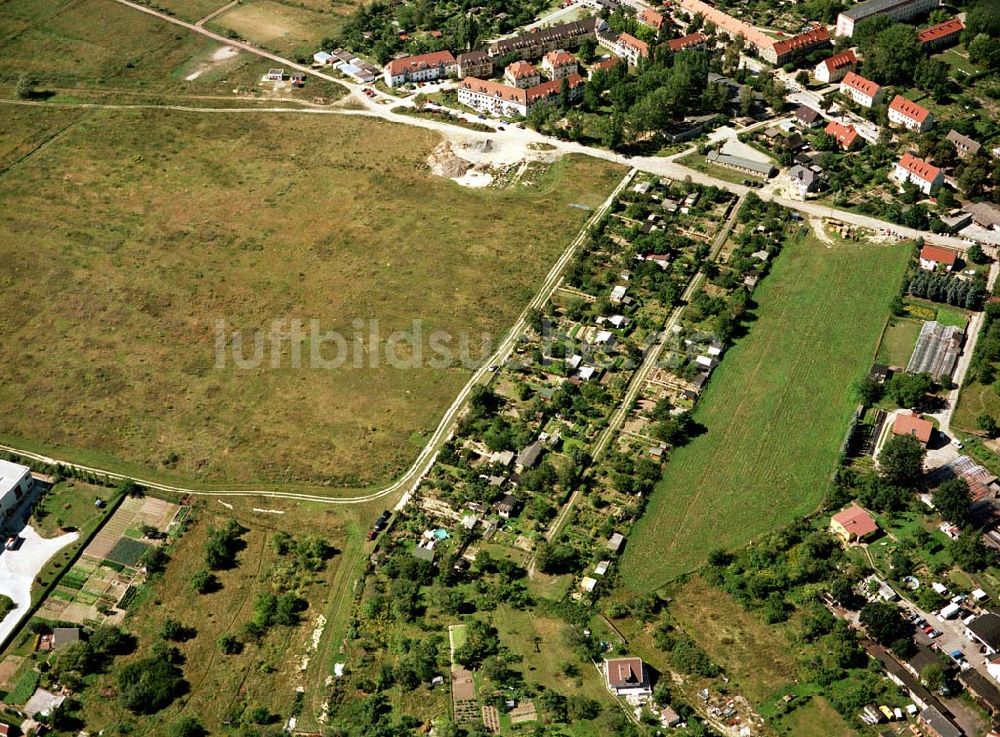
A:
384;50;457;87
457;73;586;117
947;129;982;158
457;50;493;79
0;459;32;522
504;61;541;88
597;30;649;66
893;152;944;194
488;18;605;60
638;7;665;31
918;17;964;48
541;49;578;80
814;49;858;83
766;25;831;64
840;71;883;107
888;95;934;132
836;0;940;37
666;32;708;53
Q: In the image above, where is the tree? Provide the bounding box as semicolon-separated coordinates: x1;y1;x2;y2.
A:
116;656;185;713
190;569;217;594
15;74;36;100
933;477;972;525
879;433;925;487
160;618;195;642
951;530;993;571
855;375;884;405
859;23;921;84
169;717;206;737
887;371;932;408
218;633;243;654
922;663;945;692
859;601;908;645
978;414;999;438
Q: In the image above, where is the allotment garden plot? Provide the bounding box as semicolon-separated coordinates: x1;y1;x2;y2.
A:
37;497;186;626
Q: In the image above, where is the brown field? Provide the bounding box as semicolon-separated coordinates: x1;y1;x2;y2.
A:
208;0;352;57
0;107;624;487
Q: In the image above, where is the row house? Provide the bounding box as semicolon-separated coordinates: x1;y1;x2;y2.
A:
893;152;944;195
766;25;831;65
666;32;708;53
488;17;605;60
918;17;964;49
384;50;456;87
840;71;883;108
814;49;857;84
888;95;934;132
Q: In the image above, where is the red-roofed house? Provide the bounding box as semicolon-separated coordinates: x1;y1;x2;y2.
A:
601;31;649;65
918;17;964;49
919;244;958;272
384;50;457;87
889;95;934;132
892;411;934;446
768;25;831;65
639;7;665;30
385;51;458;87
815;50;858;83
604;657;652;696
893;152;944;194
541;49;578;80
588;56;619;78
840;71;883;108
504;60;541;88
666;32;708;53
825;120;861;150
830;505;879;543
457;74;586;117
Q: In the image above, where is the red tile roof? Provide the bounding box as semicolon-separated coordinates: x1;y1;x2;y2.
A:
892;412;934;444
543;49;576;67
818;49;857;74
898;152;941;185
919;243;958;266
525;72;585;103
889;95;931;124
666;32;708;52
824;120;859;149
772;25;830;57
506;60;538;79
461;77;528;104
386;50;455;76
918;17;964;45
841;71;880;98
590;57;619;73
832;505;879;539
619;32;650;57
640;8;665;29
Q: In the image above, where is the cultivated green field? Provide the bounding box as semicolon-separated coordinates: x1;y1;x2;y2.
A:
0;107;623;487
622;233;911;589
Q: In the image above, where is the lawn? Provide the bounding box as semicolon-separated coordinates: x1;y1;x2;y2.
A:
953;380;1000;434
29;479;108;537
75;498;360;732
0;107;624;488
622;233;911;589
935;304;969;329
773;696;859;737
876;317;921;368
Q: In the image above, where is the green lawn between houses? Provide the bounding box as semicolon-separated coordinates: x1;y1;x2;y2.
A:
622;232;911;590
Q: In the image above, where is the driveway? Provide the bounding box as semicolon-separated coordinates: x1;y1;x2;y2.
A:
0;524;78;646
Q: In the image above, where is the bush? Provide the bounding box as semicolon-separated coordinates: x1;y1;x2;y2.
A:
116;656;185;713
218;634;243;655
190;569;218;594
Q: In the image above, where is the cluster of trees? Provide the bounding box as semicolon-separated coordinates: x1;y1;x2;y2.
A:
116;646;186;714
854;17;923;86
963;1;1000;71
272;531;336;573
907;272;985;310
968;302;1000;385
204;518;246;570
886;371;934;409
47;625;133;691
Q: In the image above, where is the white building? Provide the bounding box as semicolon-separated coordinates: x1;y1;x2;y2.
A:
597;31;649;66
541;49;578;80
840;72;883;108
0;459;32;521
503;61;540;89
814;50;857;84
888;95;934;132
604;657;652;697
893;153;944;195
384;50;456;87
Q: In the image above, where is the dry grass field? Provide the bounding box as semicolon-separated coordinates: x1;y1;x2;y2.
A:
208;0;356;58
0;107;623;487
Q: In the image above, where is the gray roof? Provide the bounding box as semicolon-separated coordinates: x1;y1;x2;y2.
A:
788;164;819;186
907;321;963;381
947;129;981;155
517;440;543;469
52;627;80;650
840;0;926;21
412;545;435;563
919;706;961;737
969;612;1000;650
706;150;774;177
795;105;821;124
490;17;604;56
967;201;1000;227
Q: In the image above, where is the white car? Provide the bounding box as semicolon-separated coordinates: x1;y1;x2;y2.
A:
951;437;964;449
